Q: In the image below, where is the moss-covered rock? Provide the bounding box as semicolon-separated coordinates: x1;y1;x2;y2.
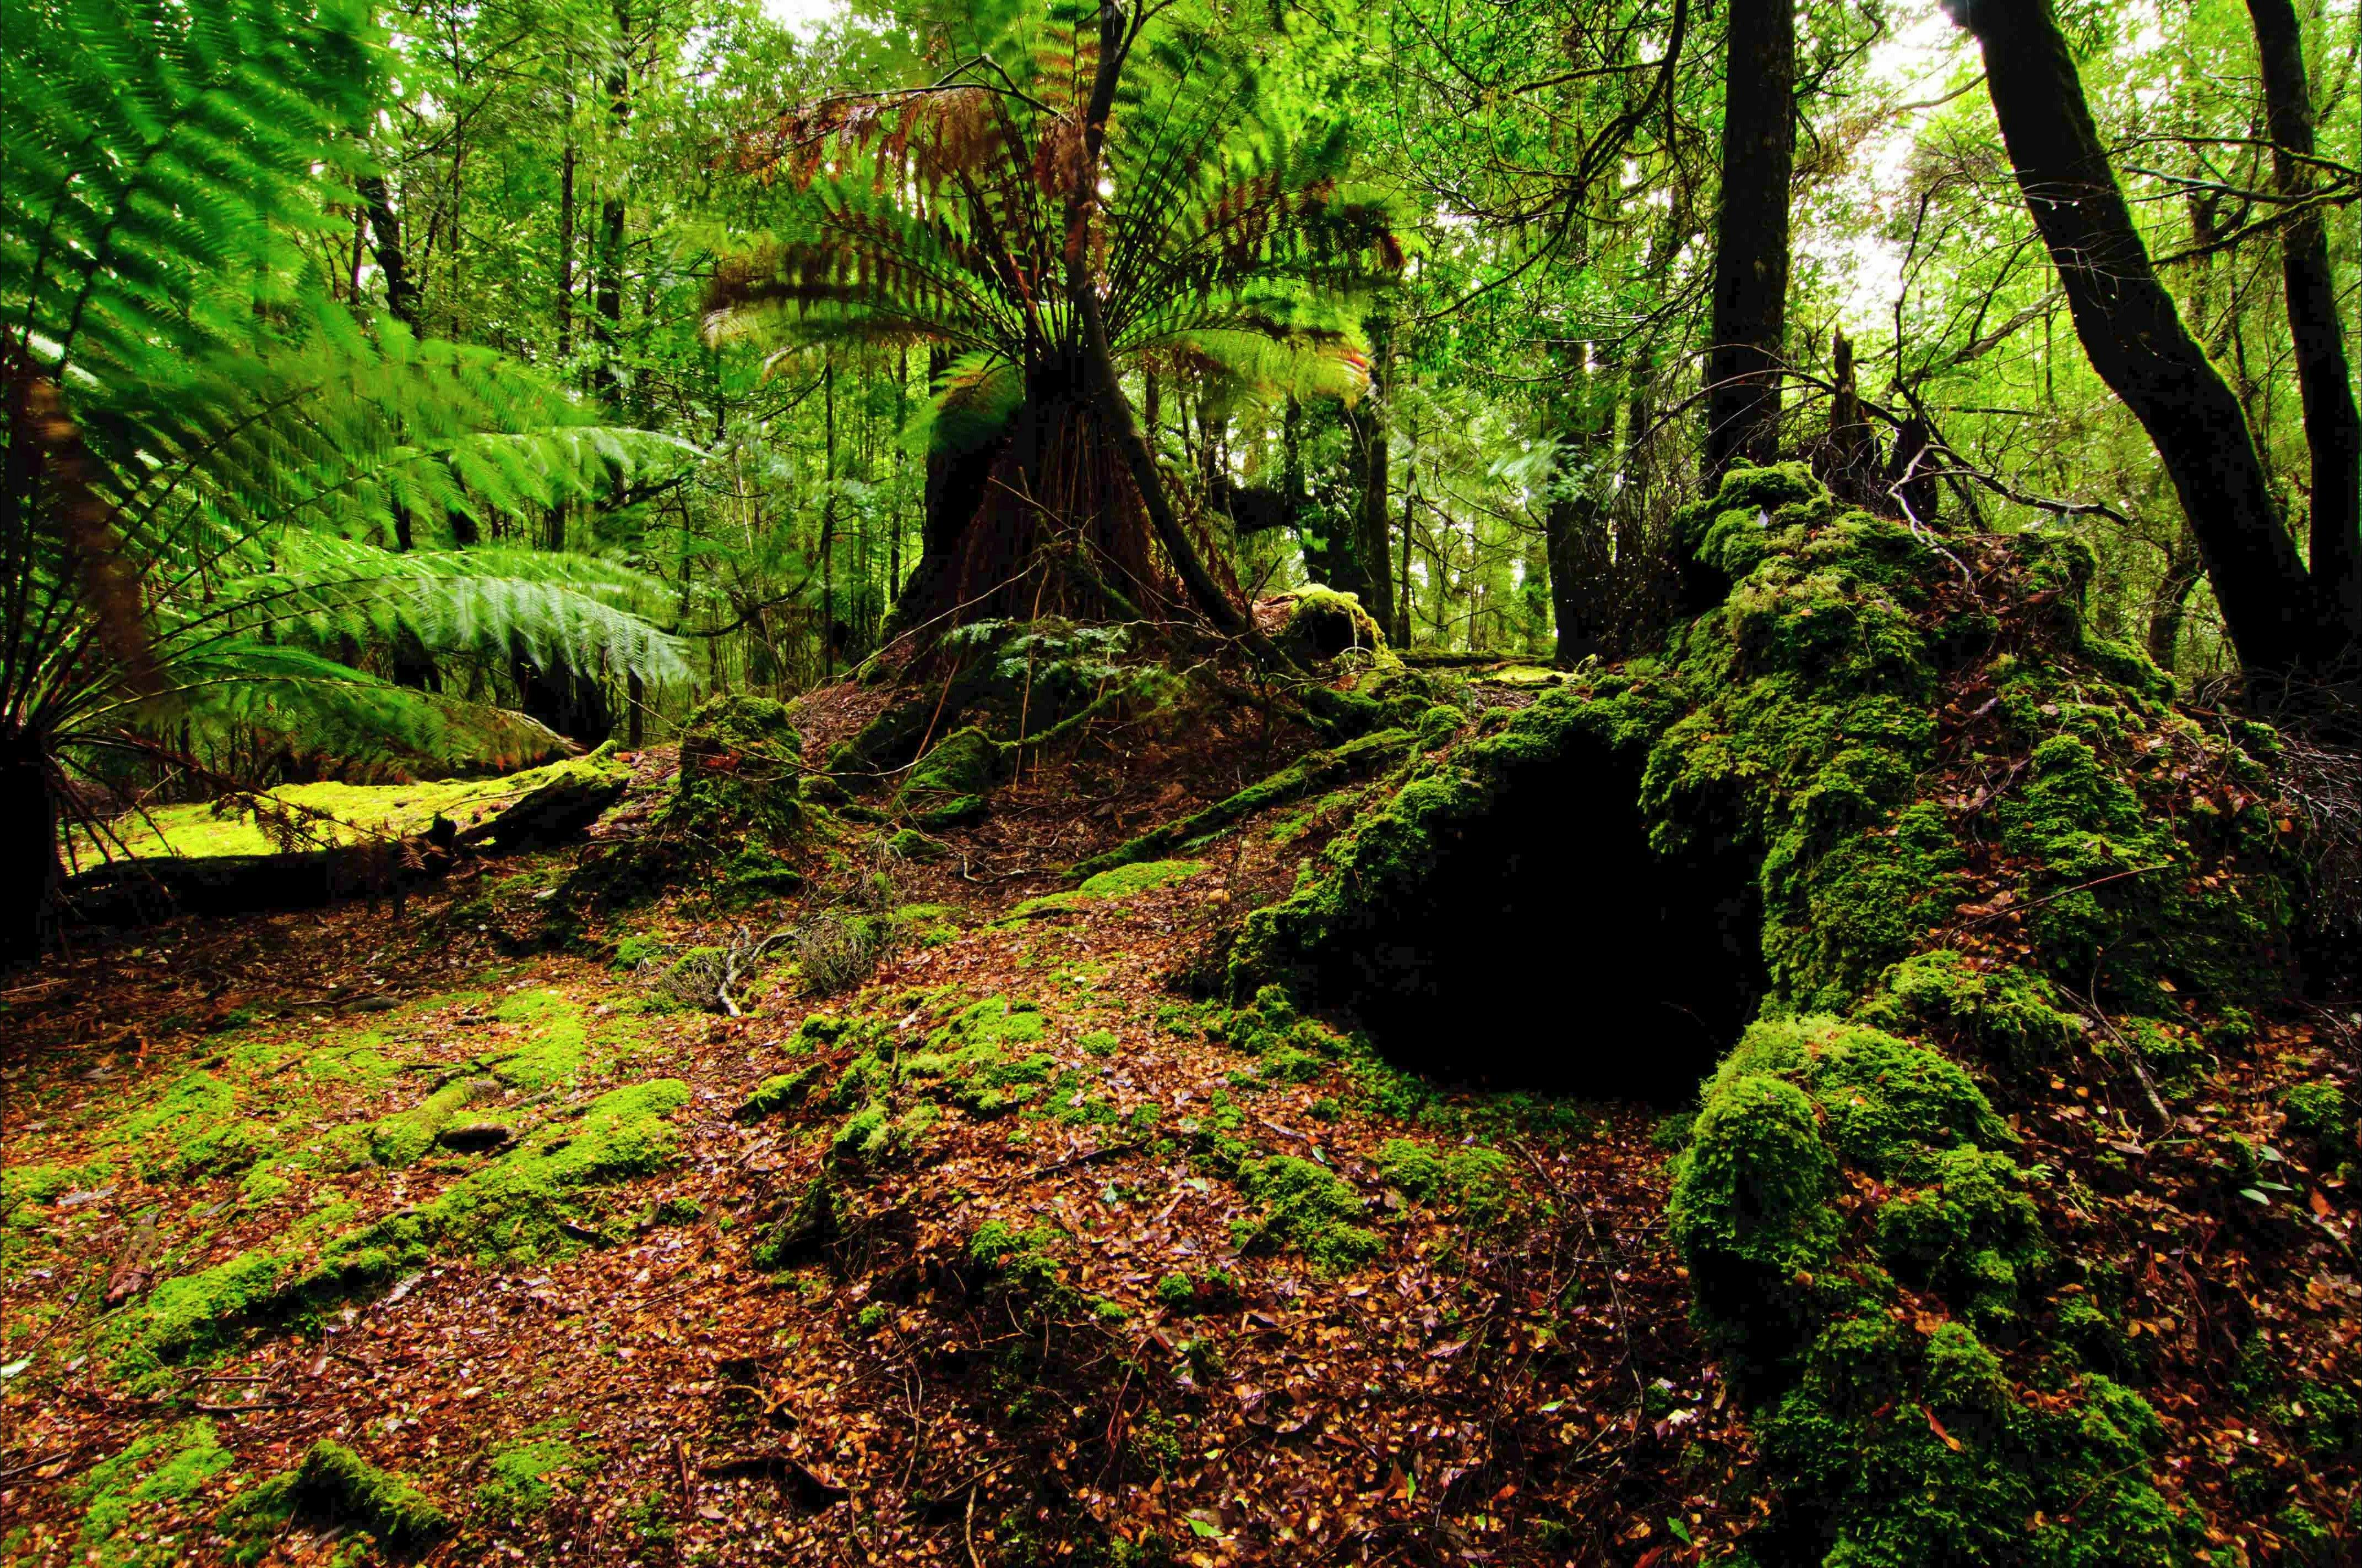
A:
1230;466;2307;1565
901;726;1002;827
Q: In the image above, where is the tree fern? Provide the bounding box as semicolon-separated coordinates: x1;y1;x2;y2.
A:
1;0;696;957
704;0;1398;630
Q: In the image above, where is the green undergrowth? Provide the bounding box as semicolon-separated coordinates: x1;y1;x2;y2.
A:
475;1424;589;1522
1229;466;2306;1565
818;995;1057;1168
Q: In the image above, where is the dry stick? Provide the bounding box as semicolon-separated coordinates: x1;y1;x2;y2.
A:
2058;980;2173;1129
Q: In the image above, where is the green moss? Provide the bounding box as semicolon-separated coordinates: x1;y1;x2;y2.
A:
1233;1155;1382;1272
1076;729;1416;877
491;989;593;1089
67;1420;233;1567
278;1441;448;1551
968;1219;1066;1301
613;932;666;968
1011;858;1206;918
365;1074;498;1168
325;1078;689;1269
1376;1139;1514;1223
670;694;805;845
97;1249;292;1380
1865;950;2081;1072
1273;586;1386;666
2283;1080;2348;1144
1753;1324;2196;1567
737;1063;825;1120
72;750;630;862
114;1071;237;1175
476;1428;587;1521
4;1159;115;1226
752;1173;837;1268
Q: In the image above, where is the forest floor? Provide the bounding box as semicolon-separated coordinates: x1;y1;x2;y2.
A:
0;670;1748;1567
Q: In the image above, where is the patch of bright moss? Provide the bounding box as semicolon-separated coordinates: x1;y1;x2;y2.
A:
67;1420;233;1567
476;1427;587;1521
1010;859;1205;918
223;1441;448;1556
1376;1139;1515;1224
1232;1155;1381;1273
77;752;629;861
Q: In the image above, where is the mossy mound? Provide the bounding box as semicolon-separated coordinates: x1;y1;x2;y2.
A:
1270;586;1386;667
900;726;1002;827
567;695;805;905
668;694;805;846
1232;465;2309;1564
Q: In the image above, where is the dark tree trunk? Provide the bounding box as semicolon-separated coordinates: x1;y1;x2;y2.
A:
2148;519;2204;674
2246;0;2362;649
594;17;629;409
1705;0;1794;481
1821;329;1883;504
1352;314;1395;626
1;731;59;965
1950;0;2317;683
356;173;418;330
1885;415;1940;525
1546;347;1620;665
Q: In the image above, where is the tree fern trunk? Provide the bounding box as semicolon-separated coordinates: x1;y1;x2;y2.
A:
0;731;58;965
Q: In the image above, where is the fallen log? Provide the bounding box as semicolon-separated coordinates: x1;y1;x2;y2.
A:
59;748;631;927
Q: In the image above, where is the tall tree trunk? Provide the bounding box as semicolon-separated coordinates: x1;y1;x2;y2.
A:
1949;0;2316;683
1353;313;1395;629
1705;0;1794;481
594;15;629;409
820;360;837;676
356;173;419;330
1068;0;1262;649
2246;0;2362;648
557;69;577;365
1546;351;1618;665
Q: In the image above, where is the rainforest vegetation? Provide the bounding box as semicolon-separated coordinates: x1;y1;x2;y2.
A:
5;0;2362;1562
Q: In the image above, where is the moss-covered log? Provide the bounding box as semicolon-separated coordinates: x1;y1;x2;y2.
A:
1069;726;1419;879
1234;465;2309;1564
60;748;632;926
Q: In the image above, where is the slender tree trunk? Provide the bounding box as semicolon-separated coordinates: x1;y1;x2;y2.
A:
1950;0;2316;683
2246;0;2362;647
1354;313;1395;628
594;15;629;409
1398;425;1417;646
1705;0;1794;481
356;173;419;330
2148;519;2204;673
820;360;837;676
558;63;578;365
